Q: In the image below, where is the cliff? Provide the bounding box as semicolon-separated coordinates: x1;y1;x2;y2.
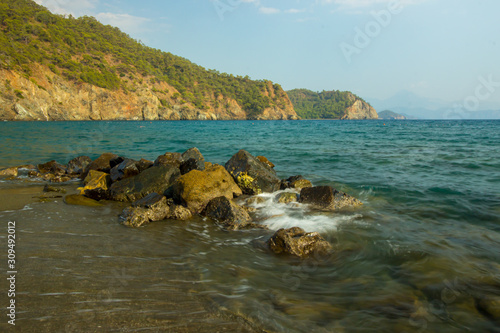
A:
341;94;379;120
0;0;298;121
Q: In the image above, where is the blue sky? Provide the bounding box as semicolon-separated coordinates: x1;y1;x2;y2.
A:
35;0;500;109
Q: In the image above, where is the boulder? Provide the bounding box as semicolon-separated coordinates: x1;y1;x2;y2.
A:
268;227;333;258
136;158;154;172
256;155;275;168
180;147;205;174
225;150;281;195
79;170;110;200
66;156;92;175
275;192;299;204
299;186;362;211
281;175;313;190
110;159;140;182
202;196;252;230
109;165;180;202
154;152;183;168
82;153;120;179
172;164;242;214
120;193;192;227
0;167;18;178
37;160;67;175
64;194;103;207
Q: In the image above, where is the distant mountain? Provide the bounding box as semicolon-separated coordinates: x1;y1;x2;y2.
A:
287;89;378;120
378;110;406;120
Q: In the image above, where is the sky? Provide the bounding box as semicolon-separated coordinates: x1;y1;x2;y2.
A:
34;0;500;110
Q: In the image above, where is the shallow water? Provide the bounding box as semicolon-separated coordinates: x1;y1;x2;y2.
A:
0;120;499;332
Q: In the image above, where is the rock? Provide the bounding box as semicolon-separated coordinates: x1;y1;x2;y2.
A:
136;158;154;172
154;152;183;168
225;150;281;195
268;227;333;258
477;296;500;320
120;193;192;227
37;160;67;175
202;196;252;230
64;194;103;207
110;165;180;202
275;192;299;204
50;175;73;183
172;164;242;214
299;186;362;211
281;175;312;190
79;170;111;200
82;153;119;179
66;156;92;175
256;155;275;168
43;184;67;193
0;167;18;177
110;159;140;182
246;196;266;205
180;147;205;173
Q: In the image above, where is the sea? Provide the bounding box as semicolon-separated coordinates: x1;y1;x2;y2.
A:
0;120;499;332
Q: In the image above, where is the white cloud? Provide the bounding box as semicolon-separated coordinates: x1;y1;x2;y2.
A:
286;8;306;14
259;7;280;14
95;13;151;34
321;0;429;11
34;0;97;17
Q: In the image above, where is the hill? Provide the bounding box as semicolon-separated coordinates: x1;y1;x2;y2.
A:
287;89;378;120
378;110;407;120
0;0;298;120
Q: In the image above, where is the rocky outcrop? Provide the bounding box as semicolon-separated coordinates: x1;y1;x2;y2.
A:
202;196;253;230
268;227;333;258
341;98;378;120
171;164;242;214
299;186;362;211
0;64;299;121
110;159;140;182
82;153;121;179
225;150;281;195
79;170;111;201
109;165;180;202
67;156;92;176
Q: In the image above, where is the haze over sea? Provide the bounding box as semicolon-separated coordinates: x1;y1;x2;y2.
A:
0;119;499;332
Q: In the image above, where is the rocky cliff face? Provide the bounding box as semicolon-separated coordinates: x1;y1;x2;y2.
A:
341;93;379;120
0;64;298;121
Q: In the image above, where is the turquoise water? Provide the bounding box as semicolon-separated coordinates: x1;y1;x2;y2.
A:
0;120;499;332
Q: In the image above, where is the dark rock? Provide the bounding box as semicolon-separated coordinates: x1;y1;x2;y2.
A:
268;227;333;258
120;193;192;227
64;194;103;207
154;152;183;168
82;153;119;179
110;165;180;202
281;175;313;190
43;184;67;193
136;158;154;172
181;147;205;172
299;186;362;211
202;196;252;230
109;156;125;169
172;164;242;214
225;150;281;195
66;156;92;175
80;170;111;201
110;159;140;182
256;155;275;168
37;160;67;175
275;192;299;204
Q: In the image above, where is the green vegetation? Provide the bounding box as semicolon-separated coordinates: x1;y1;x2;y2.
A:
0;0;284;116
287;88;366;119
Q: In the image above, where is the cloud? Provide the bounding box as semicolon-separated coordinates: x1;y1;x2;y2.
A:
321;0;429;11
286;8;306;14
95;13;151;34
34;0;98;17
259;7;280;14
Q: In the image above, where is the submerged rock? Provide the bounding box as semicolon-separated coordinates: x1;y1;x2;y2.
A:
110;158;140;182
268;227;333;258
172;164;242;214
120;192;191;227
110;165;180;202
82;153;120;178
299;186;362;211
202;196;252;230
154;152;183;168
66;156;92;175
43;184;66;193
281;175;312;190
80;170;111;200
275;192;299;204
225;150;281;195
64;194;103;207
